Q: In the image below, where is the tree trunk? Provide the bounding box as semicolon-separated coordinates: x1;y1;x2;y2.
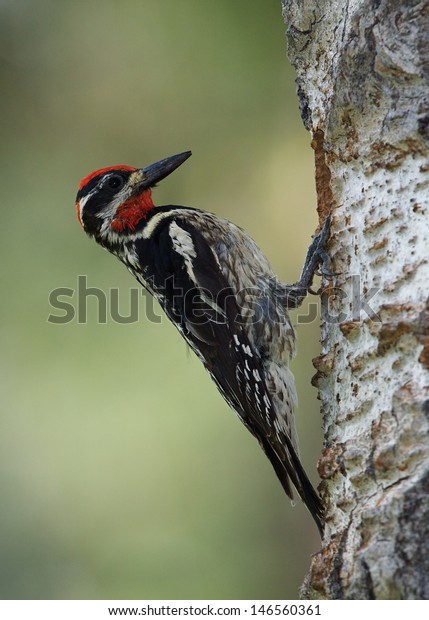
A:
282;0;429;600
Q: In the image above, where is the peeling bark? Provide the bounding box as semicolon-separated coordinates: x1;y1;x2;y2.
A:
282;0;429;600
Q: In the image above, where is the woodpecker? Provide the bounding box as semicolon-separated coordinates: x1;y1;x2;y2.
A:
76;151;330;534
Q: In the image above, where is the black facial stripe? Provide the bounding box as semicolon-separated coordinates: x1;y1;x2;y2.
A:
76;175;104;202
76;170;132;202
76;170;134;237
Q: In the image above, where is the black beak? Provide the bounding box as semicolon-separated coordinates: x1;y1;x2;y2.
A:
141;151;192;188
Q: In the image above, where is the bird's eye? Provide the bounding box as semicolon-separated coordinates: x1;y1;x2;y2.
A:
107;174;125;190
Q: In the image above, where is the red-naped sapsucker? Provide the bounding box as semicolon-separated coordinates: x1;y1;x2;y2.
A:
76;151;331;534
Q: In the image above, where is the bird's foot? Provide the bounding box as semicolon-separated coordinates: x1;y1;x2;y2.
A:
282;215;337;307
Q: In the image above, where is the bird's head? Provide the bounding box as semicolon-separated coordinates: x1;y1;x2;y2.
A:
76;151;192;239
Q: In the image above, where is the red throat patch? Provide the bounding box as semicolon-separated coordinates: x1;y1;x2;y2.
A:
111;189;155;232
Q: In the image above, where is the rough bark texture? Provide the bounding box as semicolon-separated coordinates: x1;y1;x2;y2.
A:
282;0;429;600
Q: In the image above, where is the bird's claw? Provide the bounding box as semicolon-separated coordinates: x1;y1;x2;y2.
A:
282;214;338;306
309;215;336;278
315;250;339;279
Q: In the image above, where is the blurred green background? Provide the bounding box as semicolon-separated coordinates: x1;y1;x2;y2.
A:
0;0;323;600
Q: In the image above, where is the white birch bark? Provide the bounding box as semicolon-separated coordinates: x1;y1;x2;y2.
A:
282;0;429;599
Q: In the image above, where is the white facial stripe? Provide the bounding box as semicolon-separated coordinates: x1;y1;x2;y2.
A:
78;190;96;210
79;173;134;227
87;171;140;215
95;185;133;220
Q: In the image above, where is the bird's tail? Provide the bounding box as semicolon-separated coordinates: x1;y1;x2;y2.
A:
260;436;324;536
